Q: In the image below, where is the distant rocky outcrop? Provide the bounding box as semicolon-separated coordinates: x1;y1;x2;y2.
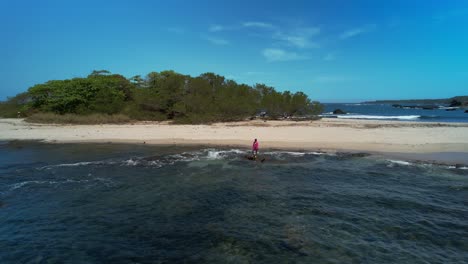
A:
391;104;437;110
333;109;346;114
449;99;462;107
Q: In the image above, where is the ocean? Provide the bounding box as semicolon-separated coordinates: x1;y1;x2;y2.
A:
322;103;468;122
0;142;467;263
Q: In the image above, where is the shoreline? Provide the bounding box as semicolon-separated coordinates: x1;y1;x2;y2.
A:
1;118;468;165
4;139;468;168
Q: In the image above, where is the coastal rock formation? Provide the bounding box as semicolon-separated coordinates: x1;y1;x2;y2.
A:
333;109;347;114
391;104;438;110
449;99;462;107
421;105;437;110
465;110;468;113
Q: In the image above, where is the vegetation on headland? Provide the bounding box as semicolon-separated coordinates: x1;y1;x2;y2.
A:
0;70;323;124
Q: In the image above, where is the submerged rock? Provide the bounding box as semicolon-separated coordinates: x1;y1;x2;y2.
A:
422;105;437;110
333;109;347;114
335;152;370;159
465;110;468;113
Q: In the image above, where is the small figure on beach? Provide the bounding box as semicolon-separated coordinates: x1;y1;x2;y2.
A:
252;138;259;157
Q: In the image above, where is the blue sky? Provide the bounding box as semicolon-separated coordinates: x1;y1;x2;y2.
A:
1;0;467;102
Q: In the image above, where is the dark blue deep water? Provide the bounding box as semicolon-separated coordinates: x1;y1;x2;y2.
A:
1;142;467;263
323;103;468;123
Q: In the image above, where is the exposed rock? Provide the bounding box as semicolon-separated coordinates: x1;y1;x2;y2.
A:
422;105;437;110
449;99;462;107
335;152;371;159
333;109;347;115
445;108;457;111
465;110;468;113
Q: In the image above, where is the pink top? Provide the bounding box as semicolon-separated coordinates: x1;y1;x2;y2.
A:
253;141;259;151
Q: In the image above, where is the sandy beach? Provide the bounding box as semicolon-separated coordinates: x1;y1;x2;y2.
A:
1;118;468;163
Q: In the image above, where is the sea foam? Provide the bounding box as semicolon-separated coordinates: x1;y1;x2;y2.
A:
336;115;421;120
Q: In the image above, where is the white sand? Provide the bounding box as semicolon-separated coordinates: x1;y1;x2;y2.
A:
1;118;468;154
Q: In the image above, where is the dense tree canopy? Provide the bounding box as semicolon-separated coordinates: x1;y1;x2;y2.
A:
0;70;323;123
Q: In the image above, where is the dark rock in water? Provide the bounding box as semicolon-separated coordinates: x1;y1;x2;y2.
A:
465;110;468;113
401;105;422;109
347;153;370;158
422;105;437;110
449;99;462;107
392;104;402;108
335;152;370;159
245;155;266;162
455;164;464;169
333;109;347;115
445;108;457;111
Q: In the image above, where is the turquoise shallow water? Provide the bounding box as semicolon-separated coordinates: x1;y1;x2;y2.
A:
0;142;467;263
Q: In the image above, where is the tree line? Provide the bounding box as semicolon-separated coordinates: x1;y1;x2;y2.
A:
0;70;323;123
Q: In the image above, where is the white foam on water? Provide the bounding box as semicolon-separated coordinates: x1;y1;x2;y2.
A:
337;115;421;120
387;160;413;166
438;107;459;110
446;165;468;170
38;160;119;170
309;151;336;156
147;160;164;167
344;103;369;106
263;151;303;156
202;149;247;160
122;159;140;166
281;151;306;156
206;150;223;160
7;178;98;191
9;181;54;190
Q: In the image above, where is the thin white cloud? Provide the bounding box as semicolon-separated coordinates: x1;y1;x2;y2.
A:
242;21;274;29
323;53;336;61
339;24;376;40
262;48;307;62
274;27;320;48
205;36;229;45
209;24;224;32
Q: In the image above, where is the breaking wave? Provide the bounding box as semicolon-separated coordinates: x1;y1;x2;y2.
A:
336;115;421;120
34;149;467;172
